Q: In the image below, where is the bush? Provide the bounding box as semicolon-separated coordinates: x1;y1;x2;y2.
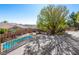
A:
37;5;69;35
0;28;8;34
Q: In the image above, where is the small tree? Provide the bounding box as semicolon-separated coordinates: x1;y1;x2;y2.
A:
3;20;8;23
37;5;69;35
76;12;79;29
0;29;8;34
70;12;79;29
69;12;76;27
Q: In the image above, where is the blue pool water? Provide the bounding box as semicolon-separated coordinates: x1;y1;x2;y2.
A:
3;35;32;50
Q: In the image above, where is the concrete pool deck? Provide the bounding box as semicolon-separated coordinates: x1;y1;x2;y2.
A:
6;39;31;55
7;44;26;55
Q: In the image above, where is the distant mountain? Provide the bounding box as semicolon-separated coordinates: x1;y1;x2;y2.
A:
0;22;36;29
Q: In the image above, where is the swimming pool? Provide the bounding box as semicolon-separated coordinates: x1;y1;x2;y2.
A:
3;35;32;50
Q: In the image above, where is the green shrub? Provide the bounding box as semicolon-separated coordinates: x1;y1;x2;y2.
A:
37;5;69;35
0;28;8;34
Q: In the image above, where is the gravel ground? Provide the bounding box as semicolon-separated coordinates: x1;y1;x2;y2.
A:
23;32;79;55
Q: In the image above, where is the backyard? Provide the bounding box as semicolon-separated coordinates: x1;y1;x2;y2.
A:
0;5;79;55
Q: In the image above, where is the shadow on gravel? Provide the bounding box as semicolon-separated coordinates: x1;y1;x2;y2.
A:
23;33;79;55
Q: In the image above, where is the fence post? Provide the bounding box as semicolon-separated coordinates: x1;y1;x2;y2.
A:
1;43;3;52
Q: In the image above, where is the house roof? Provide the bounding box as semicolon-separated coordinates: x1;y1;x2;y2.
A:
0;23;16;29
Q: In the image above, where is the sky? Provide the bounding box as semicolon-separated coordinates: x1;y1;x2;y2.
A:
0;4;79;25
